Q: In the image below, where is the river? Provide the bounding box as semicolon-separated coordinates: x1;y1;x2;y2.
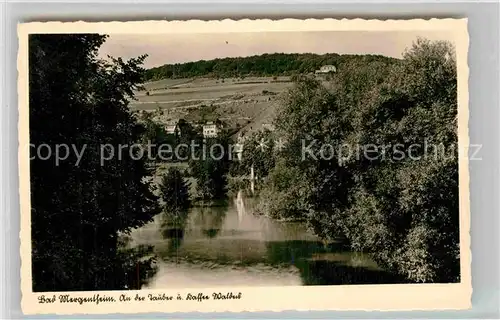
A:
128;191;401;288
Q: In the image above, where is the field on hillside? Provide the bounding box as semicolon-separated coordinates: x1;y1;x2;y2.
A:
131;76;295;136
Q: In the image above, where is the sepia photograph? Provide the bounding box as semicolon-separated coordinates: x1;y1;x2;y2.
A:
18;19;471;314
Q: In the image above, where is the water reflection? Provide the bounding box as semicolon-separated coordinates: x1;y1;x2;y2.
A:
128;191;404;288
159;210;188;253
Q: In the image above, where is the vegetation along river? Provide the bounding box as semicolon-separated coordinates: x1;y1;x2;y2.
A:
127;191;403;288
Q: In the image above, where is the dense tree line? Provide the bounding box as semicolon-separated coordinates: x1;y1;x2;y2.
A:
143;53;397;81
255;38;460;283
29;34;160;291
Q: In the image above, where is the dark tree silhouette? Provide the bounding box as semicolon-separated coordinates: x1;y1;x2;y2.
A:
159;168;190;213
29;34;160;292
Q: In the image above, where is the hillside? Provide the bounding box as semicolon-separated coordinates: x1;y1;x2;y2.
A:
136;53;400;138
132;76;291;137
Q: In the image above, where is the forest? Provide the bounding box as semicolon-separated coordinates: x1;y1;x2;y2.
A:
143;52;398;81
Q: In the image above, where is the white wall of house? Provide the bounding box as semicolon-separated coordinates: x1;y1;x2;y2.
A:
315;65;336;74
165;125;178;135
165;120;180;136
203;124;219;137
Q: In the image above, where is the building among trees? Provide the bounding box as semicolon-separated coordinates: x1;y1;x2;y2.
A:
165;119;181;136
262;123;275;131
315;65;337;74
202;121;221;138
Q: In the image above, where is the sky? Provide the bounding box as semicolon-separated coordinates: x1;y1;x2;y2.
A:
98;31;454;69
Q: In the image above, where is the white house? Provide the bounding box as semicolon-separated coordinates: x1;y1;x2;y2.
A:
315;65;337;74
202;121;220;138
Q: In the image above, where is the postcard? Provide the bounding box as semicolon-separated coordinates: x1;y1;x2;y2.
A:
18;18;471;315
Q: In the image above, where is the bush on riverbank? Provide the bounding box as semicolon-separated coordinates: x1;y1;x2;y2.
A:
262;38;459;283
256;159;312;220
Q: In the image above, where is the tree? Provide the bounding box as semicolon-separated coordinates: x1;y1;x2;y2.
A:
257;159;313;220
159;168;190;213
139;114;169;161
189;134;232;200
237;128;277;179
359;38;459;283
175;119;203;161
266;38;459;283
143;52;396;81
29;34;160;292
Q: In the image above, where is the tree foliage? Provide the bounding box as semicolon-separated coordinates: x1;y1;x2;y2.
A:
159;168;190;213
257;159;313;220
231;129;277;179
189;134;233;200
143;53;397;81
264;38;459;283
29;34;160;291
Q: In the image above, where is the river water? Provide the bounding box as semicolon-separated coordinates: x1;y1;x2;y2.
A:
129;191;400;288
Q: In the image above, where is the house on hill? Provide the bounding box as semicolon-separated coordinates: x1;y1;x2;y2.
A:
315;65;337;74
203;121;221;138
165;119;181;136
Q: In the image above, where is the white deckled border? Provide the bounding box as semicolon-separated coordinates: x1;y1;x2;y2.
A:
18;18;465;34
17;18;471;315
